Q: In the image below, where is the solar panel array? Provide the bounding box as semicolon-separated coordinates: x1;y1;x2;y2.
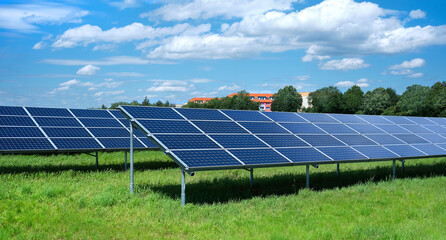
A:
0;106;156;152
120;106;446;171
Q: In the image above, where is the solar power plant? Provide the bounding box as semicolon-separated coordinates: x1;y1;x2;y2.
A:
119;106;446;172
0;106;157;153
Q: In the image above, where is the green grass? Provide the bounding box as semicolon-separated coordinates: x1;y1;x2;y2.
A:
0;151;445;239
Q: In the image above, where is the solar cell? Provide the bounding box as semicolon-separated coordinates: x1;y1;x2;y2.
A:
221;109;270;121
356;115;392;124
256;134;309;147
79;118;123;128
421;125;446;133
297;113;338;123
317;147;367;160
347;124;385;134
51;138;103;149
238;122;288;134
88;128;130;138
122;106;182;119
425;117;446;125
277;147;332;163
109;110;127;119
132;129;147;137
333;134;377;146
364;134;405;145
374;124;410;134
392;134;429;144
139;120;201;134
412;144;446;156
328;114;367;124
98;138;145;149
0;127;44;138
315;123;357;134
353;146;399;159
297;135;345;147
0;106;28;116
229;148;290;165
417;133;446;143
119;118;131;127
261;112;306;122
404;116;434;125
384;145;426;157
279;122;325;134
137;137;157;148
382;116;413;124
175;108;230;120
154;134;220;149
171;150;242;168
192;121;247;134
34;117;82;127
210;135;268;148
0;138;54;150
26;107;72;117
401;124;432;133
70;109;114;118
0;116;36;126
43;127;91;138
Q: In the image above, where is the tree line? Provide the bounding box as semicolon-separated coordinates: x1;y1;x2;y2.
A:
102;97;174;109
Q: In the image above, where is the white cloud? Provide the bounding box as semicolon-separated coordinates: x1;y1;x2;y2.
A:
76;65;100;75
217;84;242;91
294;75;310;81
32;41;45;50
0;3;89;32
110;0;144;10
390;69;413;75
190;78;213;83
92;44;117;51
143;0;298;21
48;79;123;95
389;58;425;69
335;78;369;88
42;56;150;66
319;58;370;70
357;78;368;83
408;72;424;78
106;72;147;77
60;79;80;86
409;9;426;19
146;80;193;92
94;90;125;97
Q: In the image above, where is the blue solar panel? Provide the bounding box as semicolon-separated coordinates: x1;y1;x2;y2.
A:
353;146;399;159
261;112;306;122
0;138;54;150
412;144;446;156
171;150;242;168
315;123;357;134
297;135;345;147
192;121;247;134
70;109;114;118
374;124;410;134
79;118;123;128
137;137;157;148
328;114;367;124
317;147;367;161
401;124;432;133
437;143;446;150
109;110;127;119
51;138;102;149
420;125;446;133
404;116;434;125
356;115;392;124
88;128;130;137
297;113;338;123
132;129;146;137
239;122;288;134
333;134;377;146
26;107;72;117
384;145;426;157
417;133;446;143
210;135;268;148
34;117;82;127
139;120;201;134
98;138;145;149
279;123;325;134
229;149;290;165
0;106;28;116
364;134;405;145
425;117;446;125
154;134;220;149
347;124;385;134
43;127;91;138
119;118;130;127
121;106;182;119
175;108;230;120
221;109;270;121
392;134;429;144
382;116;413;124
277;147;332;163
0;116;36;126
0;127;44;137
256;134;309;147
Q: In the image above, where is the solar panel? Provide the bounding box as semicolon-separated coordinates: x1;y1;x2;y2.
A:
417;133;446;143
421;125;446;133
425;117;446;125
0;127;44;138
122;106;182;119
297;113;338;123
412;144;446;156
384;145;426;157
221;109;270;121
88;128;131;138
192;121;247;134
364;134;405;145
0;116;36;126
98;138;145;149
277;148;332;163
0;106;28;116
0;138;54;150
297;135;345;147
256;134;309;148
328;114;367;124
279;122;325;134
43;127;91;138
356;115;392;124
154;135;220;149
353;146;399;159
315;123;357;134
171;150;242;168
333;134;377;146
262;111;306;122
405;116;434;125
317;147;367;161
70;109;114;118
374;124;410;134
392;134;429;144
382;116;413;125
109;110;127;119
34;117;82;127
79;118;123;128
51;138;103;150
210;135;268;148
139;120;201;134
402;125;432;134
229;149;290;165
175;108;230;120
27;107;72;117
347;124;385;134
238;122;288;134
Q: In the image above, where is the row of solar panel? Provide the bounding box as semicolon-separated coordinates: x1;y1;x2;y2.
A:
0;106;127;119
119;106;446;125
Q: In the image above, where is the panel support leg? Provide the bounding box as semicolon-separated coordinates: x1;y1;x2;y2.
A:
306;165;310;189
130;122;134;194
95;151;98;169
336;163;340;177
249;169;254;188
392;160;396;180
124;151;128;171
181;170;186;206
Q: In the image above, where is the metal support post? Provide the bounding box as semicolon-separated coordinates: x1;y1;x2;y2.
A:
124;151;127;171
181;170;186;206
95;151;98;169
392;160;396;180
336;163;340;176
130;122;134;194
306;165;310;189
249;169;254;188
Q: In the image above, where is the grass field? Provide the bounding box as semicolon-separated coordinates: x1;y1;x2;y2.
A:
0;150;445;239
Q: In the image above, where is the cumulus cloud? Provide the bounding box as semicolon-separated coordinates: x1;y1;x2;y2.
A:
109;0;144;10
0;3;88;32
76;65;100;75
32;41;45;50
335;78;369;88
389;58;426;70
42;56;150;66
319;58;370;70
409;9;426;19
146;80;194;92
407;72;424;78
48;79;123;94
294;75;310;81
217;84;242;91
94;90;125;97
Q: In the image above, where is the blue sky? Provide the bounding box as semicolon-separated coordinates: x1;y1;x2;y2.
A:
1;0;446;108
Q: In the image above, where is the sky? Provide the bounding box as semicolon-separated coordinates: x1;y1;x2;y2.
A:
1;0;446;108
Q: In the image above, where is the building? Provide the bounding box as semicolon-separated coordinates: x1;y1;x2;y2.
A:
189;92;312;112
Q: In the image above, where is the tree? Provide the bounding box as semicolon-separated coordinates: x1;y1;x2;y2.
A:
155;100;163;106
271;85;302;112
385;88;399;106
361;88;391;115
307;86;343;113
141;97;150;106
426;81;446;116
101;104;107;109
232;90;259;110
398;85;430;116
342;85;363;114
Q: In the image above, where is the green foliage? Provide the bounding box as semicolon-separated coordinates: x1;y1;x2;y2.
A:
141;97;150;106
101;104;106;109
271;85;303;112
108;98;173;109
398;85;430;116
426;81;446;116
341;85;363;114
307;86;343;113
361;88;392;115
385;88;400;106
183;90;259;110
